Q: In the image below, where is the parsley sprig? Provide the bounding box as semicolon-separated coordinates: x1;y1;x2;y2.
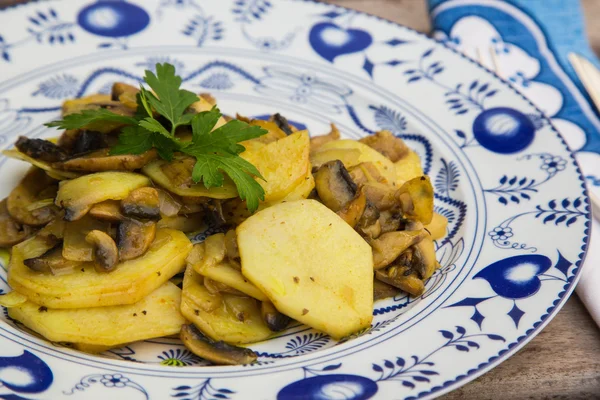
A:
45;63;268;212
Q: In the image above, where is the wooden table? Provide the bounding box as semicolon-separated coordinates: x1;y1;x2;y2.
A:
0;0;599;398
321;0;600;398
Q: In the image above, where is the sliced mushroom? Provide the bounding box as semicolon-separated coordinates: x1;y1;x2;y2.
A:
412;234;437;280
375;265;425;297
269;113;294;135
180;323;257;365
359;130;409;162
63;215;109;262
89;200;125;221
204;200;227;227
310;123;340;153
121;187;160;220
371;230;427;270
363;182;398;211
373;278;401;301
224;229;240;260
0;199;33;247
15;136;68;163
24;244;80;275
71;130;109;155
397;176;434;224
7;168;59;226
314;160;357;212
54;149;158;172
117;219;157;261
261;301;291;332
336;188;367;228
85;229;119;272
12;217;64;259
356;200;381;239
378;210;403;234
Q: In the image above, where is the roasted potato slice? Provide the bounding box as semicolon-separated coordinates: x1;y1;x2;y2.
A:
2;149;79;180
56;171;151;221
237;200;373;339
425;212;448;241
54;149;158;172
9;229;192;308
7;168;59;226
181;265;272;344
8;282;185;347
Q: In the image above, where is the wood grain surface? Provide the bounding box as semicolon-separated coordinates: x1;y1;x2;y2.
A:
321;1;600;398
1;0;599;398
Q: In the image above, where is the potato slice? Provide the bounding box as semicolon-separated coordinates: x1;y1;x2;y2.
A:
56;172;150;221
181;265;272;344
316;140;397;184
142;160;238;199
9;282;185;346
237;200;373;339
425;212;448;241
395;150;424;186
8;229;192;308
2;149;79;180
241;131;310;203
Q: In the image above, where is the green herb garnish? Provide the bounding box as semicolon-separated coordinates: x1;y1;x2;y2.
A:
45;63;268;212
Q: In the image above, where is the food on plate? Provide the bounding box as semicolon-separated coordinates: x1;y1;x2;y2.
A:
0;63;447;365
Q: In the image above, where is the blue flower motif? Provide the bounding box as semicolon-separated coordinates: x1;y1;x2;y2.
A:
100;374;130;388
158;349;201;366
488;226;513;242
199;73;234;90
540;155;566;175
474;254;552;299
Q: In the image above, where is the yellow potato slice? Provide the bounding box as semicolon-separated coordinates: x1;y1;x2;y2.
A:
2;150;79;180
237;199;373;339
193;259;268;302
425;212;448;241
395;150;424;186
8;229;192;308
9;282;185;346
181;266;272;344
142;160;238;199
56;171;150;221
241;130;310;203
316;140;397;184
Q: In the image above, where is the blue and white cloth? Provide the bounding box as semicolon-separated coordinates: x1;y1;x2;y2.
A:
428;0;600;326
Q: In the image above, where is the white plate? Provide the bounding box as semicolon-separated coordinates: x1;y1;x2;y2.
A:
0;1;590;399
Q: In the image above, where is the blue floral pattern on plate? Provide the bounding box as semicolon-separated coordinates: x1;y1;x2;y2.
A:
0;1;590;399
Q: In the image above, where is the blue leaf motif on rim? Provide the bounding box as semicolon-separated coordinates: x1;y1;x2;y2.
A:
285;333;330;355
77;1;150;38
277;375;378;400
474;254;552;299
369;105;407;134
0;351;53;394
199;73;234;90
32;74;79;99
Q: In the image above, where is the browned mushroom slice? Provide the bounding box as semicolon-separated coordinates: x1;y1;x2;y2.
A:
359;130;409;162
71;130;109;155
397;176;434;224
371;230;427;270
375;266;425;297
0;199;33;247
24;245;81;276
121;187;160;220
378;210;403;234
356;200;381;239
180;324;257;365
336;188;367;228
269;113;295;135
85;229;119;272
54;149;158;172
261;301;291;332
373;278;401;301
310;123;340;153
7;168;59;226
412;234;437;280
117;219;157;261
63;216;110;262
89;200;125;222
15;136;68;163
314;160;357;212
363;182;398;211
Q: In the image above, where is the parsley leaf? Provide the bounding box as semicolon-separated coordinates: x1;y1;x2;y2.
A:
143;63;198;135
45;109;138;130
183;111;267;211
110;125;180;161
